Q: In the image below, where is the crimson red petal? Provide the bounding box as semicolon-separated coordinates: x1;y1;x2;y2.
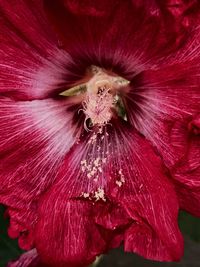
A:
35;199;106;267
170;118;200;216
0;1;76;100
103;124;183;261
0;97;79;204
44;0;194;80
126;59;200;167
189;114;200;134
63;0;119;17
46;122;183;262
0;97;80;248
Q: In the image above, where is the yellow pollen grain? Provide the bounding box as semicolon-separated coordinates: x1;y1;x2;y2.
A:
98;127;103;134
98;167;103;173
80;156;107;182
94;188;106;202
116;169;125;187
82;192;90;199
94;157;100;167
102;158;107;163
88;133;97;144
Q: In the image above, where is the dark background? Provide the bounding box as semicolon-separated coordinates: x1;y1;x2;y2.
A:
1;205;200;267
99;237;200;267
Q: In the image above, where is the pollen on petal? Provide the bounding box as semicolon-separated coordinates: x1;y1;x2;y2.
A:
94;188;106;202
116;169;126;187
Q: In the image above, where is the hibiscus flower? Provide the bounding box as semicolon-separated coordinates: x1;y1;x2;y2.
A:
1;0;200;266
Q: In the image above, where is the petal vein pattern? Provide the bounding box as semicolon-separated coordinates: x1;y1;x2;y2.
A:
126;60;200;166
0;97;80;204
0;0;200;266
0;0;75;100
170;119;200;216
43;123;183;262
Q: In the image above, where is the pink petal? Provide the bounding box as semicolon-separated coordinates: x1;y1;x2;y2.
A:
0;1;76;100
7;249;41;267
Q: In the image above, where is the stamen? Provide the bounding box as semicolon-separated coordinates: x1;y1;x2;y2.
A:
82;66;129;129
59;66;130;128
82;85;114;128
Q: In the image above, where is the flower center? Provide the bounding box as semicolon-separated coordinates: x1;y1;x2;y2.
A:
60;65;130;129
82;67;118;129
